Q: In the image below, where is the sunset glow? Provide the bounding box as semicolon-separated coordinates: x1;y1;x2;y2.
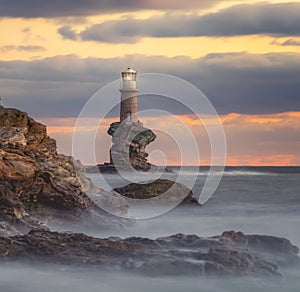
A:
1;0;300;166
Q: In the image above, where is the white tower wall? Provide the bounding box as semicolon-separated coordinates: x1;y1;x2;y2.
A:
119;67;139;123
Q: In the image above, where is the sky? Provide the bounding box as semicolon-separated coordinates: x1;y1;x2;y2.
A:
1;0;300;166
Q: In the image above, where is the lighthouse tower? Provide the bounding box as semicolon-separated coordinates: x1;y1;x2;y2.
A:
103;67;156;172
119;67;139;124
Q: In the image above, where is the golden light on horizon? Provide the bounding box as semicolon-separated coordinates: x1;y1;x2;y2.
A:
41;111;300;166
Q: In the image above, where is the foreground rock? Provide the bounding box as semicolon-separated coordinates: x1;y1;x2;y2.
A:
114;179;199;206
0;105;124;236
0;229;298;277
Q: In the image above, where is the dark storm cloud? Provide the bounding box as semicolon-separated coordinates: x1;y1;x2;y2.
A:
1;45;45;52
0;0;219;18
1;52;300;118
60;2;300;43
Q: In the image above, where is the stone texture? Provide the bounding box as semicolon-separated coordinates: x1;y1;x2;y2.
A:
107;121;156;171
0;229;298;277
0;127;27;147
114;179;199;206
0;105;124;235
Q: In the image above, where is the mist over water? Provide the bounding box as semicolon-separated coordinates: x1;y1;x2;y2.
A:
1;167;300;291
0;264;299;292
86;167;300;244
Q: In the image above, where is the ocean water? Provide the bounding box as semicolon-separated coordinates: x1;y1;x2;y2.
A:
1;167;300;291
86;167;300;245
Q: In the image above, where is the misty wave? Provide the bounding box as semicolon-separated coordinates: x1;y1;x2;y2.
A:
0;263;299;292
2;168;299;291
170;169;274;176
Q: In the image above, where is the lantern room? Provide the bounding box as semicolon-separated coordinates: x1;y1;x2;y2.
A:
121;67;137;81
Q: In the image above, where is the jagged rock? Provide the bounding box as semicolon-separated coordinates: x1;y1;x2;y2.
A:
0;127;27;147
114;179;199;206
73;159;100;193
107;122;156;171
0;229;298;277
221;230;300;266
0;105;125;235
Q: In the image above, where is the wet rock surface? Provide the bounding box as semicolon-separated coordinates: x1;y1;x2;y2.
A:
114;179;199;206
0;105;124;235
0;229;298;277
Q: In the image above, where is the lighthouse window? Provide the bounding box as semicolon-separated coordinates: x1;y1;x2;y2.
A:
123;72;136;81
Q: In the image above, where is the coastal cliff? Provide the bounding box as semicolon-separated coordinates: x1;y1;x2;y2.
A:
0;105;123;235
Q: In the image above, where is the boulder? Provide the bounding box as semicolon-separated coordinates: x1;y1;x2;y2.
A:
114;179;199;206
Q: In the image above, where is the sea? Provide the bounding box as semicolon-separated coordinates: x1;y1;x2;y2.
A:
1;166;300;292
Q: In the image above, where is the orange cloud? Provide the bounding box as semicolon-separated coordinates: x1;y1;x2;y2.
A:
248;117;283;124
225;154;295;167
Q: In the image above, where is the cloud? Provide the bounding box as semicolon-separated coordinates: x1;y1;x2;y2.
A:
0;0;219;18
1;45;45;52
273;38;300;46
1;52;300;118
57;26;79;41
22;28;31;33
220;112;300;166
59;3;300;43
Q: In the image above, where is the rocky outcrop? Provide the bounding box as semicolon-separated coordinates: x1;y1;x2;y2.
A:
114;179;199;205
0;229;298;277
1;105;299;279
107;121;156;171
0;105;124;235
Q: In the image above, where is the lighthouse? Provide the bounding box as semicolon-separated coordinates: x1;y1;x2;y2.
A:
101;67;156;172
119;67;139;124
